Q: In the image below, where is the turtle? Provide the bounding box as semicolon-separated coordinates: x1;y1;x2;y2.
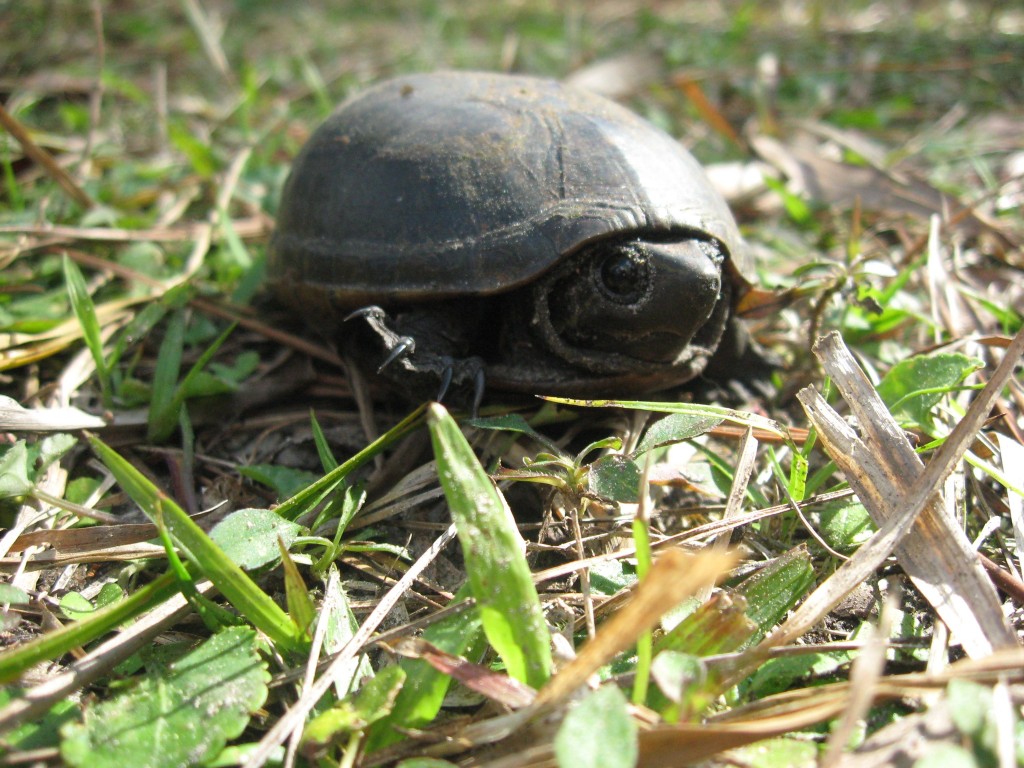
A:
268;71;768;409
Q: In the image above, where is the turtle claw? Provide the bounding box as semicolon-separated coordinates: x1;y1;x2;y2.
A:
344;305;386;323
470;365;485;418
377;335;416;373
436;365;454;403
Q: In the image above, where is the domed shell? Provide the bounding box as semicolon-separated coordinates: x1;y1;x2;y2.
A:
269;71;750;303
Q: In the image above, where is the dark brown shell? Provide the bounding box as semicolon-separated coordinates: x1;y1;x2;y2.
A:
269;71;750;304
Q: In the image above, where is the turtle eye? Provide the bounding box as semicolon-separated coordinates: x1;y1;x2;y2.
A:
597;248;647;303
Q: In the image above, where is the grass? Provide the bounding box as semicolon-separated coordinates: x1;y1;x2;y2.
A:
1;1;1023;766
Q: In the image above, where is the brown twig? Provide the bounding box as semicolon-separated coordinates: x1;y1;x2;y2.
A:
0;103;95;210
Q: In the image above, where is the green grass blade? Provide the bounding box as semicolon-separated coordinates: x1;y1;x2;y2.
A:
63;255;112;407
273;404;427;521
426;403;552;689
88;435;306;653
147;309;187;442
543;396;788;438
0;571;180;684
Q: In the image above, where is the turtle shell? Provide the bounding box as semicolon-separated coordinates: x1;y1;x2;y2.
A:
269;71;750;305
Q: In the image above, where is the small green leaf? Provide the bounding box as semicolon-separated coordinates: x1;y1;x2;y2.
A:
210;508;304;570
36;433;77;474
426;403;551;689
302;666;406;749
278;539;315;638
913;744;980;768
147;309;186;442
743;649;852;698
0;689;78;750
57;585;125;623
60;626;269;768
635;412;724;455
587;455;642;502
728;737;819;768
59;592;99;622
239;464;322;500
366;587;483;752
876;353;983;429
0;583;30;605
816;497;875;552
736;546;816;642
554;684;637;768
467;413;542;438
310;410;338;471
0;441;32;498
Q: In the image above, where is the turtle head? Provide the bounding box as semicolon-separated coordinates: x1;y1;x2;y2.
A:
529;235;729;375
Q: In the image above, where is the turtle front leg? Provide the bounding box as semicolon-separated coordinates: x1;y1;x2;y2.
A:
343;304;486;411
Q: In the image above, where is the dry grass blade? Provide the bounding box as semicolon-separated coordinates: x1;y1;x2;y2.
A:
0;103;95;209
534;547;737;708
795;331;1020;656
389;637;537;709
821;590;897;766
0;395;105;431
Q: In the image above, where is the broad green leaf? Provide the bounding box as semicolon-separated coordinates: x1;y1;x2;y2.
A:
554;684;637;768
36;433;77;474
588;558;637;596
210;508;304;570
876;353;982;429
59;592;99;622
743;649;852;699
60;627;269;768
426;403;551;689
